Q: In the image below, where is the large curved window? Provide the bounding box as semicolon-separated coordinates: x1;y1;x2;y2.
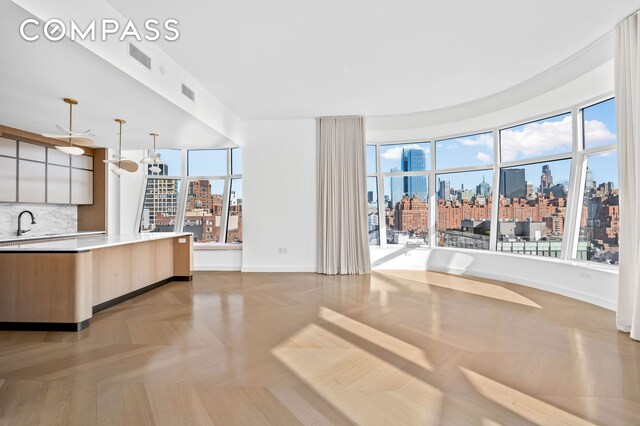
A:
367;96;619;267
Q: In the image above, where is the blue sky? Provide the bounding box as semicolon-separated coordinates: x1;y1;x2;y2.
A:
436;170;493;195
367;97;618;192
154;148;243;199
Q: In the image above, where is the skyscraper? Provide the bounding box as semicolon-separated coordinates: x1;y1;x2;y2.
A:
438;179;451;201
403;149;427;201
500;168;526;199
390;167;404;206
541;164;554;190
476;174;491;197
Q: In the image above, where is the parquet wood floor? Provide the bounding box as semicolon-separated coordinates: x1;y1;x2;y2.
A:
1;270;639;425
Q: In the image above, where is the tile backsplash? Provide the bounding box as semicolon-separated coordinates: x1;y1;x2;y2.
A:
0;203;77;239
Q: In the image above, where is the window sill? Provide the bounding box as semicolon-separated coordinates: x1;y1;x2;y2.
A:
194;243;242;251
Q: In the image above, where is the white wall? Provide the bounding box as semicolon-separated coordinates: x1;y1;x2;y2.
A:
194;249;242;271
370;246;618;310
242;119;317;272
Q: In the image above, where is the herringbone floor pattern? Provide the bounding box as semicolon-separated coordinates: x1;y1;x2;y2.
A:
0;271;639;425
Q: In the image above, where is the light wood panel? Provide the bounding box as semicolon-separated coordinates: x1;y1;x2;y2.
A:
173;234;193;277
0;252;91;323
78;148;106;232
92;238;174;305
0;270;638;425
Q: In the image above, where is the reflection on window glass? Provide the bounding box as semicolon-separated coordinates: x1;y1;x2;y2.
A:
183;179;224;243
384;175;429;245
226;179;243;243
188;149;226;176
436;132;493;169
436;170;492;250
366;145;377;174
150;149;182;176
367;177;379;245
577;151;619;264
379;142;430;173
497;159;571;257
500;113;572;162
231;148;243;175
140;178;180;233
583;99;617;150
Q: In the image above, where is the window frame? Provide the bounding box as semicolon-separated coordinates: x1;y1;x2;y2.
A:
136;147;243;247
367;92;618;269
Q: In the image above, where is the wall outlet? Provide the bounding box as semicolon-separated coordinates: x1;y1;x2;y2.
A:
278;247;288;254
579;271;592;280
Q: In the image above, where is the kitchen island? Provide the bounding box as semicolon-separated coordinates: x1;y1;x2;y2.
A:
0;232;193;331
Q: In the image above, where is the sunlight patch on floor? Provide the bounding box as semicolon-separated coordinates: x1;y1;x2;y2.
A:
461;367;596;426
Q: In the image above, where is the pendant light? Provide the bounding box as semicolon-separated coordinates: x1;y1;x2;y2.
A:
44;98;96;156
145;133;163;173
141;132;161;164
103;119;139;175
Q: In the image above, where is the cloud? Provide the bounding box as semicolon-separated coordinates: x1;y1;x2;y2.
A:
476;152;492;164
458;133;493;148
380;143;429;160
584;119;616;146
500;115;573;162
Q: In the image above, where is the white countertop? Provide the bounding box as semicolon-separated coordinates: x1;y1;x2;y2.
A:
0;232;192;252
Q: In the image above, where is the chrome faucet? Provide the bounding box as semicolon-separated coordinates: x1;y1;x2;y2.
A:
17;210;36;237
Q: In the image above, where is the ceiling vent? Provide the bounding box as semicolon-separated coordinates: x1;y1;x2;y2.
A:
128;43;151;70
181;83;195;101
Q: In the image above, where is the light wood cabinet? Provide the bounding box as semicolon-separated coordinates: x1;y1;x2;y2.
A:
47;164;71;204
18;160;46;203
71;168;93;205
0;157;17;202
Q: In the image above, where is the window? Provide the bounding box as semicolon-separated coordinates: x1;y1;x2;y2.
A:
497;159;572;257
500;113;572;162
378;141;431;245
367;95;619;267
576;97;618;264
583;99;616;150
577;151;619;264
384;175;429;245
149;149;182;176
367;176;380;245
436;170;493;250
436;132;493;169
366;145;377;173
226;179;243;243
140;178;180;232
188;149;226;176
140;147;243;246
231;148;242;175
184;179;224;243
379;142;430;173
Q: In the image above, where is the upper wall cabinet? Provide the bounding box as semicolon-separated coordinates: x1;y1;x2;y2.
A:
0;157;17;202
18;160;46;203
0;137;16;157
0;139;94;205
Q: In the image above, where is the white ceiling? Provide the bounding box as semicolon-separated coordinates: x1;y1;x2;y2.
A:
0;1;232;150
106;0;640;120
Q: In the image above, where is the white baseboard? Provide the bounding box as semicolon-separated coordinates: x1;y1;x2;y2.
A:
421;265;616;311
194;265;241;271
241;266;317;273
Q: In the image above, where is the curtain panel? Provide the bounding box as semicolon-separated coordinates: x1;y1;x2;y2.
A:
317;116;371;275
615;11;640;340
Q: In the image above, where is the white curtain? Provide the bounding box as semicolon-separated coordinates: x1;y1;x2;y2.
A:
615;11;640;340
317;116;371;275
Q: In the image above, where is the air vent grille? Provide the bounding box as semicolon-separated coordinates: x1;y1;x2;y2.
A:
129;43;151;69
182;84;195;101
